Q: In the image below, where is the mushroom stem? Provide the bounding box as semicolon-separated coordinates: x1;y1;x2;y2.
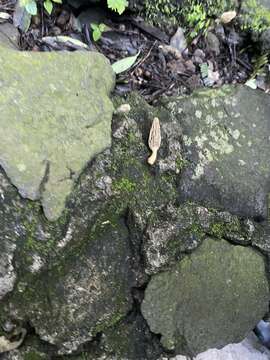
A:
148;149;157;165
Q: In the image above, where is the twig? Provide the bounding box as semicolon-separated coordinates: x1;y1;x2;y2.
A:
131;41;157;75
236;57;252;71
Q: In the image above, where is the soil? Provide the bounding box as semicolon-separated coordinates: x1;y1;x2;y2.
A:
0;0;268;104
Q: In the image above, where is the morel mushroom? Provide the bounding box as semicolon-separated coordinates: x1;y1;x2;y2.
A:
148;117;161;165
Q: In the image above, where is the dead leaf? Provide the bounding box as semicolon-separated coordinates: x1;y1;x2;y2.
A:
41;36;89;50
0;328;26;354
220;10;237;24
170;27;187;54
159;44;182;59
148;117;161;165
112;52;140;74
0;12;11;22
115;104;131;114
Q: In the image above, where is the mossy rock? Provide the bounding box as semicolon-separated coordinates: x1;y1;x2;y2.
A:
166;86;270;220
0;43;114;221
142;238;269;355
0;84;270;359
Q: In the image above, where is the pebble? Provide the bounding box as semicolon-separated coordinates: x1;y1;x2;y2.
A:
115;104;131;114
56;9;70;27
170;27;187;54
206;32;220;55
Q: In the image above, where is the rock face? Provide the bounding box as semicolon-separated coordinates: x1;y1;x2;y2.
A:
142;239;269;355
0;43;114;221
168;86;270;220
0;78;269;359
12;217;135;354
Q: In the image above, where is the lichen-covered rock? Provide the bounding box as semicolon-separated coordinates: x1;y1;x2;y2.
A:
166;86;270;220
0;336;49;360
0;44;114;221
0;23;19;50
141;238;269;355
0;82;270;360
0;171;28;300
142;203;257;274
0;94;177;357
101;313;162;359
7;216;135;354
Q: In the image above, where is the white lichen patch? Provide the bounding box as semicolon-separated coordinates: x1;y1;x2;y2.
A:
217;111;224;119
177;107;183;114
30;254;44;272
195;110;202;119
238;160;246;166
205;115;218;127
211;99;218;107
18;164;26;172
232;98;237;106
229;129;240;140
57;223;73;249
183;135;192;146
195;134;208;148
192;148;214;180
209;129;234;154
192;126;234;180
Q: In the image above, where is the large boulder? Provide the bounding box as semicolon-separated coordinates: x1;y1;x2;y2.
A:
165;86;270;220
141;238;269;355
0;43;114;221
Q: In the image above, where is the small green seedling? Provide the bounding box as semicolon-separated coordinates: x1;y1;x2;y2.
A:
107;0;128;15
19;0;62;16
91;23;106;42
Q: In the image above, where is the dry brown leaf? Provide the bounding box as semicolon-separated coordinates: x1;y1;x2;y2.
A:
0;328;26;353
148;117;161;165
115;104;131;114
0;12;10;21
220;10;237;24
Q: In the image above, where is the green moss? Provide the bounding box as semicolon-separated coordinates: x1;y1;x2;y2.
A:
113;177;137;193
175;156;188;172
144;0;180;27
240;0;270;32
181;0;235;38
24;351;46;360
93;311;124;334
210;223;225;239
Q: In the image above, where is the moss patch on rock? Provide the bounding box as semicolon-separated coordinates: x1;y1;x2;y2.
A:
142;238;269;355
0;44;114;221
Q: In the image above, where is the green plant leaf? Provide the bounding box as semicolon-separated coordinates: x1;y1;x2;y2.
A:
107;0;128;15
99;23;106;32
13;1;31;31
25;0;37;15
93;28;101;41
44;0;53;14
112;52;140;74
245;78;257;89
52;0;62;3
91;23;106;42
91;23;99;31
